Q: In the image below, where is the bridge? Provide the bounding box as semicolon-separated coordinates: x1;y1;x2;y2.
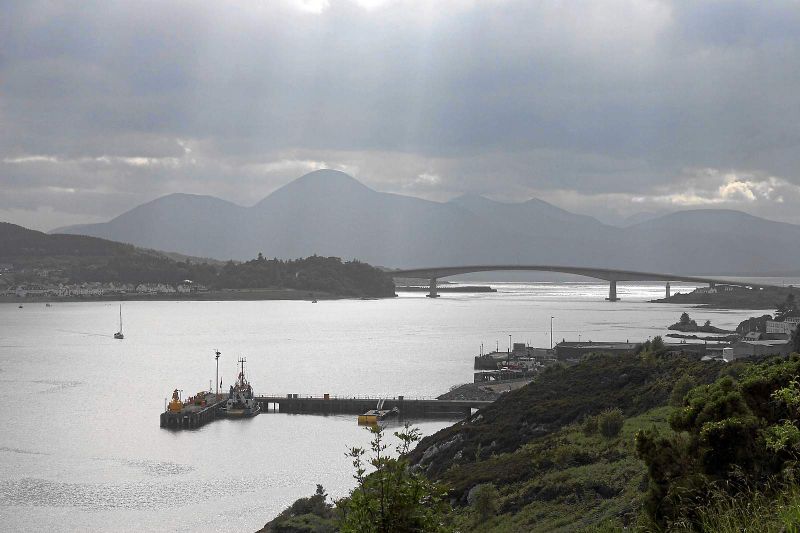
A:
391;265;776;301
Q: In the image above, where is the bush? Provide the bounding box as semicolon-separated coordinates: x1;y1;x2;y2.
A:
582;415;599;436
669;375;695;407
636;353;800;527
468;483;499;523
597;409;624;438
338;424;453;532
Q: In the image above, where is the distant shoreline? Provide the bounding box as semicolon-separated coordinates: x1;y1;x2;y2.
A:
0;288;396;303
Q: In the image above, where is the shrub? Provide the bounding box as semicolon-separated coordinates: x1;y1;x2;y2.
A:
669;375;695;407
582;415;599;436
338;424;453;532
468;483;499;523
598;408;624;438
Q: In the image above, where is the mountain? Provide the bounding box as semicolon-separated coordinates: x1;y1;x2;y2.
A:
2;221;143;259
53;169;800;275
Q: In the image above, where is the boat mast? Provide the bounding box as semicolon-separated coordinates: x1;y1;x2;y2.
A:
119;304;123;333
238;356;246;384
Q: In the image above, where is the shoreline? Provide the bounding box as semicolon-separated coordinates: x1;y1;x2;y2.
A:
0;288;396;303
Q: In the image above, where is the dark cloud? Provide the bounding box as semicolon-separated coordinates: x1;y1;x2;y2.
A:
2;0;800;230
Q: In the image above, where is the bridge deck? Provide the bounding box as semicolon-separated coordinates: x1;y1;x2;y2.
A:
392;264;776;288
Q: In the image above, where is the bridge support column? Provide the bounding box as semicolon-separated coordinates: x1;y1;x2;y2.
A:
665;282;671;299
606;280;619;302
426;278;439;298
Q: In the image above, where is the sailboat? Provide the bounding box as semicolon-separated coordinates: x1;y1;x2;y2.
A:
114;305;124;339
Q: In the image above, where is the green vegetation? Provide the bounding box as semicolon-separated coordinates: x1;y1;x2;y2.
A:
668;313;731;333
659;285;799;310
775;292;799;321
260;485;336;533
214;254;395;297
0;222;395;297
337;424;452;532
261;425;452;533
266;351;800;532
636;354;800;529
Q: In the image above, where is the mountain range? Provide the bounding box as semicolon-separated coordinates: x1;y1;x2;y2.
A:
53;169;800;275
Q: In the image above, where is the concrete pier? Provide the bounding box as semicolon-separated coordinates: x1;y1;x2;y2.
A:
256;395;491;418
606;280;619;302
160;396;226;429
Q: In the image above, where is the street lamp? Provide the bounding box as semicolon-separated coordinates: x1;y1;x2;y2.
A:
214;349;221;398
550;316;555;350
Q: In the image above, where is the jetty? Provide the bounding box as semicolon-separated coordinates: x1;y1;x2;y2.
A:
161;393;492;429
160;391;227;429
256;394;492;418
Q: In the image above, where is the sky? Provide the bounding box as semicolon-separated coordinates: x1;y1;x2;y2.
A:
2;0;800;231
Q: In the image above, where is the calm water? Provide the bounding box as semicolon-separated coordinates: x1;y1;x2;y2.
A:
0;281;775;532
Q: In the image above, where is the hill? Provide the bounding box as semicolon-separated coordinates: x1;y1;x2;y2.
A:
0;222;395;298
54;170;800;275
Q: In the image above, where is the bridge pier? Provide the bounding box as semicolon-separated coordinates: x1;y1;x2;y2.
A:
665;282;671;299
427;278;439;298
606;280;619;302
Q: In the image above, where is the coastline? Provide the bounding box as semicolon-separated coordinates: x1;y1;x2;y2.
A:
0;288;396;303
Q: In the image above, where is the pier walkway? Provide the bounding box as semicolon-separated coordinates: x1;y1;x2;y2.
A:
256;394;493;418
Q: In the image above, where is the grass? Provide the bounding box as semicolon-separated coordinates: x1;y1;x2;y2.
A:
449;406;674;532
667;482;800;533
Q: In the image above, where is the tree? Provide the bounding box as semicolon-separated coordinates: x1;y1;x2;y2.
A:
651;336;665;352
338;424;452;533
679;312;692;326
775;293;798;321
669;375;695;407
793;326;800;354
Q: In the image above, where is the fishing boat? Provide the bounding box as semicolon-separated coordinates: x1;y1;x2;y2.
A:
221;357;260;418
114;305;124;339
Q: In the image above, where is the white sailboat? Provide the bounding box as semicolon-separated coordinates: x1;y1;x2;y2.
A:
114;305;124;339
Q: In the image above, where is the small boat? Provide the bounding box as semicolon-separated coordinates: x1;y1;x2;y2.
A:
45;303;52;307
18;305;23;309
114;304;124;339
221;357;260;418
312;299;318;303
358;408;399;425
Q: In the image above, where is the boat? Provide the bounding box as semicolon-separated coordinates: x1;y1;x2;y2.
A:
221;357;260;418
114;304;124;339
358;407;399;425
357;398;398;425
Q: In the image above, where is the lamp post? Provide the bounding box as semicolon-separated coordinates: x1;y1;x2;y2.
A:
214;350;221;398
550;316;554;350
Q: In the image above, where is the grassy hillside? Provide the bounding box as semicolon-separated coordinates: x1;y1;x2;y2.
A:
262;351;757;532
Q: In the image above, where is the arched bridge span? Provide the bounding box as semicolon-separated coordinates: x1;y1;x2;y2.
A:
391;265;775;301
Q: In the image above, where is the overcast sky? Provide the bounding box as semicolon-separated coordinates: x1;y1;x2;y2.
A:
2;0;800;230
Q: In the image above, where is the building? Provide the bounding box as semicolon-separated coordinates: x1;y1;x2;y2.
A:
554;341;640;361
766;316;800;335
730;340;793;360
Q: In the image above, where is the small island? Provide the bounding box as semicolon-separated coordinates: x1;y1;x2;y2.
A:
667;312;734;334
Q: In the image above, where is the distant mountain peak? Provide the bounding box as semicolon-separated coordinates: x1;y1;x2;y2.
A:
289;169;371;191
256;169;374;208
